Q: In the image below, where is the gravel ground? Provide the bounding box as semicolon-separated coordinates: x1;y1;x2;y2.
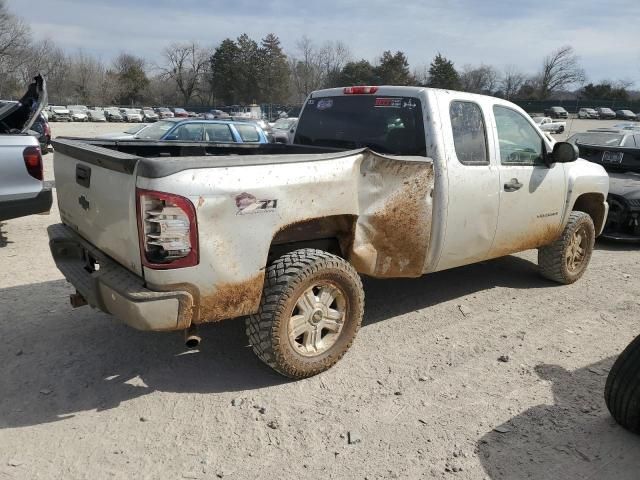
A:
1;120;639;479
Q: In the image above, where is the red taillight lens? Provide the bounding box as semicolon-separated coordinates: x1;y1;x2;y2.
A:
343;86;379;95
136;188;199;270
23;146;43;180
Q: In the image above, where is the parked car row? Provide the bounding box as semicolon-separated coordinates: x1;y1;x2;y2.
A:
575;107;639;120
45;105;199;123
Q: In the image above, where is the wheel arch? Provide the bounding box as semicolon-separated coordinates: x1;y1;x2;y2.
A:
572;193;607;236
267;215;357;264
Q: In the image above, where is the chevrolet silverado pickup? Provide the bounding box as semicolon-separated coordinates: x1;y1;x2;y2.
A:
48;86;609;378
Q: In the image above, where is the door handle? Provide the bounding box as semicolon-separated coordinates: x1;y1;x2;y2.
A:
504;178;523;192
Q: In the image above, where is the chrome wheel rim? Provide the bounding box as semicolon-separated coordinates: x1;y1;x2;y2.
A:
566;226;588;273
288;282;346;357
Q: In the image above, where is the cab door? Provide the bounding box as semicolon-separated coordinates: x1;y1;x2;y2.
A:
435;99;501;271
487;105;566;258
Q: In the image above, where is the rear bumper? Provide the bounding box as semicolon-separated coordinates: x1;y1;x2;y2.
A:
48;223;194;331
0;187;52;221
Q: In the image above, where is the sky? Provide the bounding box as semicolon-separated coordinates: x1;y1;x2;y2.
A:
9;0;640;85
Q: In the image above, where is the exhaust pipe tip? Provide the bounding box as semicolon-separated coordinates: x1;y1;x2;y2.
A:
184;325;201;349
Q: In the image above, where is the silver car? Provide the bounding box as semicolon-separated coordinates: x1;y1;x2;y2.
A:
0;75;52;221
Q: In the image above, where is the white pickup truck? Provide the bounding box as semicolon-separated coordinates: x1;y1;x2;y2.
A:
48;86;609;378
532;116;566;134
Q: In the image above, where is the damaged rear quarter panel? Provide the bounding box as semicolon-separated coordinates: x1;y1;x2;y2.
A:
350;154;434;278
139;150;435;325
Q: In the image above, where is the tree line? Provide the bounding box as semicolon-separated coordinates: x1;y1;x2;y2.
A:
0;1;635;107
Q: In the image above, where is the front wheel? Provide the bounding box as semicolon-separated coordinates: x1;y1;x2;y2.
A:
246;249;364;379
538;211;595;284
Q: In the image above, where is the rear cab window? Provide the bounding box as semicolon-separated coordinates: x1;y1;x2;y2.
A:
295;95;427;156
449;101;489;165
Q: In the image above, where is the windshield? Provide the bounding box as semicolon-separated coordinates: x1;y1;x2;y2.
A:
125;109;139;114
124;124;148;134
89;110;104;117
532;117;544;124
273;118;297;130
134;120;175;140
295;95;426;155
569;132;624;147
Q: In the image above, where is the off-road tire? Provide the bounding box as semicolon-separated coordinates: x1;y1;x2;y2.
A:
605;334;640;434
246;249;364;379
538;211;595;284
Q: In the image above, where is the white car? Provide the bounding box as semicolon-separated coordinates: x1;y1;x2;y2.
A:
69;108;88;122
578;108;598;119
121;108;143;122
533;116;566;134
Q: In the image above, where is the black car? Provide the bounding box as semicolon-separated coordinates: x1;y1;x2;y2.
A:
544;106;569;119
595;107;616;120
615;109;638;121
570;129;640;241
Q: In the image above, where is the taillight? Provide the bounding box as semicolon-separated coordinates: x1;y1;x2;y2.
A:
136;189;199;269
23;146;43;180
343;86;379;95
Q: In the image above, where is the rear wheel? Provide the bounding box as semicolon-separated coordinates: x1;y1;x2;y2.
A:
246;249;364;379
538;211;595;284
605;334;640;434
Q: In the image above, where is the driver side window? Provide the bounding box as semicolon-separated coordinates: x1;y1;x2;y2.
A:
494;106;544;166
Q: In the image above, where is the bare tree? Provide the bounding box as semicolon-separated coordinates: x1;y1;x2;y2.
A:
413;64;430;86
68;50;105;104
318;40;351;86
288;37;324;102
161;42;209;105
460;64;499;94
0;0;30;67
501;65;526;100
538;45;585;99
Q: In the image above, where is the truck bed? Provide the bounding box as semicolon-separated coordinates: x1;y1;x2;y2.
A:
53;138;343;174
51;136;435;328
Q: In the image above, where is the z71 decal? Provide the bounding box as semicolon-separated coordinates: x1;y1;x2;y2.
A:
235;192;278;215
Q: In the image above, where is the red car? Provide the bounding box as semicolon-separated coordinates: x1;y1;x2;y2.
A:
172;107;189;118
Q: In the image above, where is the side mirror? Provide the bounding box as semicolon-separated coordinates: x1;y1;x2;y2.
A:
550;142;579;164
164;134;178;141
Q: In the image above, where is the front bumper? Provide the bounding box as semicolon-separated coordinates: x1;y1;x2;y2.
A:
48;224;194;331
0;187;52;221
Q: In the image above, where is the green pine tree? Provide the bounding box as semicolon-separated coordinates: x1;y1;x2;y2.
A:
428;53;460;90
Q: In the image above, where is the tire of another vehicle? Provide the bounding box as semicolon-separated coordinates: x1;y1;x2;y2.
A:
605;334;640;434
246;248;365;379
538;211;595;284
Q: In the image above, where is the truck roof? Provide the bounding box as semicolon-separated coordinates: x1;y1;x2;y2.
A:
308;85;519;108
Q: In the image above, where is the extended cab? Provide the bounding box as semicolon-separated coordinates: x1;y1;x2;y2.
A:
48;86;609;378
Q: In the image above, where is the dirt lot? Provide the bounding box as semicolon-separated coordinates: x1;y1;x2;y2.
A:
1;120;639;479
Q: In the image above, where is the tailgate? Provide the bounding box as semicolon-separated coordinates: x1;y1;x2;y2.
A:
52;139;143;276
